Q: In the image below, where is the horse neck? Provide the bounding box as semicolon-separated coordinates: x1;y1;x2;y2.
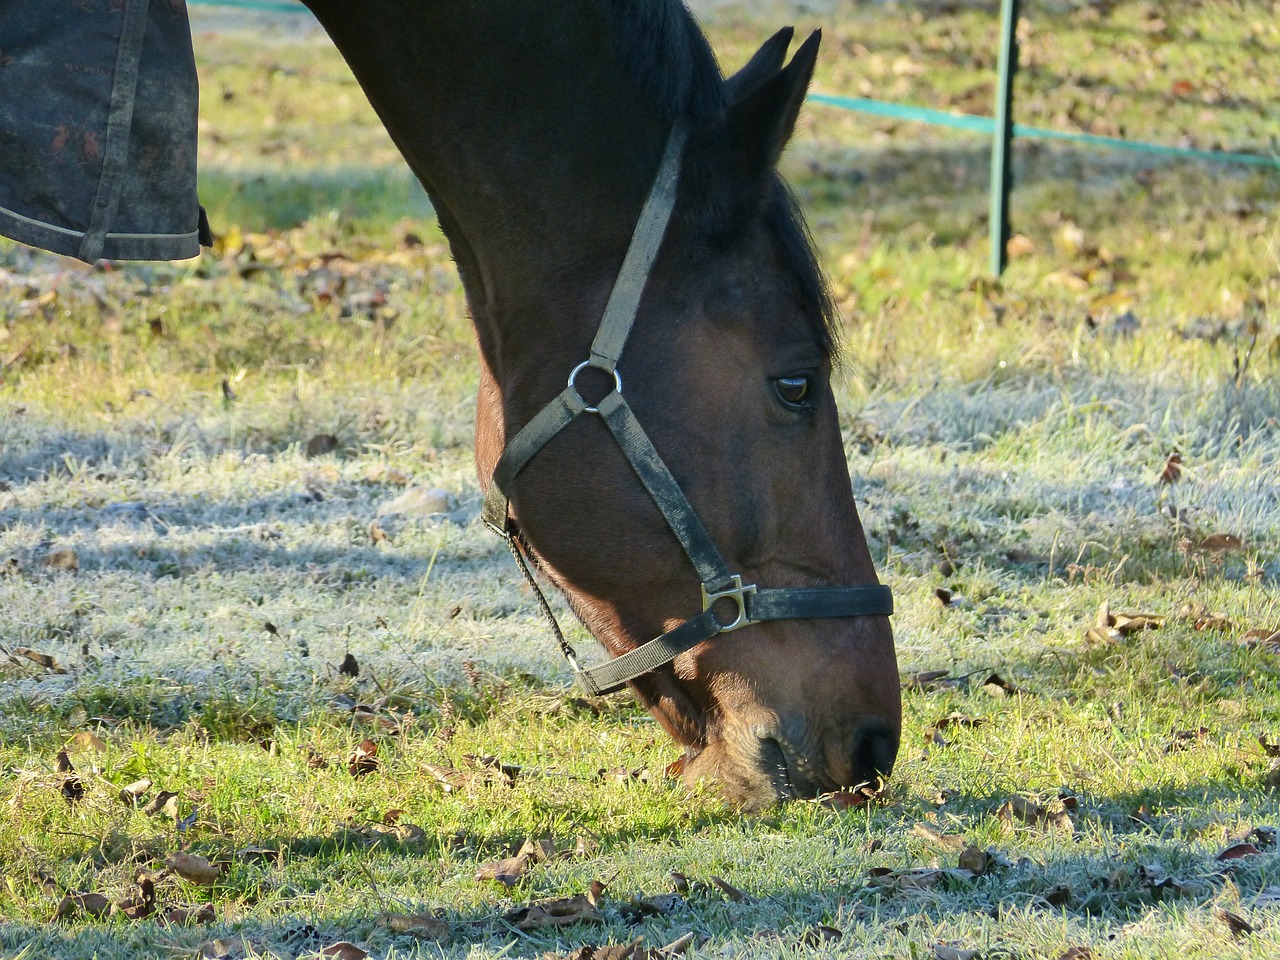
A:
304;0;677;376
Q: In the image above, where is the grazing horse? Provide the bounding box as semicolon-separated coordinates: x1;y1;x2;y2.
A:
302;0;901;808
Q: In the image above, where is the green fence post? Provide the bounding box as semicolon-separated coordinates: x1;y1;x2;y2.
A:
989;0;1021;277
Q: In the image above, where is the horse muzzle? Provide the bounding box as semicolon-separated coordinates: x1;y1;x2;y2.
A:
681;713;900;810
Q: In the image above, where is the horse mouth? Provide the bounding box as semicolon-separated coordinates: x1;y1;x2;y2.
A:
758;736;797;801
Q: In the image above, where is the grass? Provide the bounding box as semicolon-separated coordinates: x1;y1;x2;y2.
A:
2;0;1280;957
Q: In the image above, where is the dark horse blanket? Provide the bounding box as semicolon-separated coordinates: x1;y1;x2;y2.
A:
0;0;207;262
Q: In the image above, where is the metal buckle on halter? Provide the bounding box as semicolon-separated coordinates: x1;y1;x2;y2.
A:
701;574;757;633
567;360;623;414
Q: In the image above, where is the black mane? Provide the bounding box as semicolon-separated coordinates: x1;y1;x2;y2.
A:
602;2;839;358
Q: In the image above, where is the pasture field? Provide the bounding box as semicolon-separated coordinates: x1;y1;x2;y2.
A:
2;1;1280;957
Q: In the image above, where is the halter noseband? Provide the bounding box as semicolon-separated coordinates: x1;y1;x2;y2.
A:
481;123;893;697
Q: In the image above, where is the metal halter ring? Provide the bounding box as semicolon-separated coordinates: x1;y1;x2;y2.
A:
567;360;623;414
701;574;757;633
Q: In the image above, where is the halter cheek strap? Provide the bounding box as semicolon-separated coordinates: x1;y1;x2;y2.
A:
481;123;892;697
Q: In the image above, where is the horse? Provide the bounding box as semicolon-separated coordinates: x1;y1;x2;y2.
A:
299;0;902;809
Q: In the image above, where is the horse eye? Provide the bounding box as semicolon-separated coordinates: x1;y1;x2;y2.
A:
773;375;812;410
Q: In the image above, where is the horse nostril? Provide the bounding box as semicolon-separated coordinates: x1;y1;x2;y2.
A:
852;719;898;786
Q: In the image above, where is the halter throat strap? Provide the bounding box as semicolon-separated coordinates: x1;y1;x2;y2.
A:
481;123;892;697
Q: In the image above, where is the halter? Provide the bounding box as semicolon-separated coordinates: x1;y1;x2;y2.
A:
481;123;893;697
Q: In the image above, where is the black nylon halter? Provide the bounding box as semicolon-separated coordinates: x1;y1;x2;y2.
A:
481;123;893;697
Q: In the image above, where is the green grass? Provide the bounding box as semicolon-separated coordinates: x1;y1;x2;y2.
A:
2;1;1280;957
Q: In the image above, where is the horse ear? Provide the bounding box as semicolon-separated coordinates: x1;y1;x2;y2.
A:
724;26;795;101
722;28;820;182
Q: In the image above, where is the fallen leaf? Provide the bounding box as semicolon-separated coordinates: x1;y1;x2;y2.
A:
957;846;989;875
504;892;602;929
339;652;359;677
40;549;79;571
320;942;368;960
911;823;966;850
165;903;217;925
142;790;179;818
1041;883;1072;906
931;944;979;960
348;739;379;776
197;935;247;960
118;778;152;804
382;912;450;939
997;795;1073;833
1217;842;1262;861
14;647;67;673
475;852;530;887
111;875;156;920
982;672;1026;697
166;852;221;885
53;892;110;920
1197;533;1245;553
1164;727;1210;753
68;731;107;753
1054;949;1096;960
1216;908;1254;937
709;876;751;902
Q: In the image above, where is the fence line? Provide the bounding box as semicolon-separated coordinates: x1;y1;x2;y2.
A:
806;93;1280;170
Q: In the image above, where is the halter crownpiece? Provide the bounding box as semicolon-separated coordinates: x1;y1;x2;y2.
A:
481;122;893;696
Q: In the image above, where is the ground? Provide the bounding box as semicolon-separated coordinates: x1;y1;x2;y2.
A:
1;1;1279;958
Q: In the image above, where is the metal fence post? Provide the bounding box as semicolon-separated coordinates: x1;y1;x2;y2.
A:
989;0;1020;277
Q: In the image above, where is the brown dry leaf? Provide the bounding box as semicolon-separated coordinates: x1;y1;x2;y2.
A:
166;852;221;885
53;892;110;921
1040;883;1073;906
142;790;179;818
68;731;108;753
165;903;217;925
118;778;152;804
475;851;530;888
382;912;450;939
982;672;1026;697
1217;842;1262;861
794;926;842;948
911;822;966;851
1159;452;1183;484
1242;629;1280;652
505;892;602;929
1216;908;1254;937
198;936;247;960
111;875;156;920
1164;727;1210;753
1113;613;1165;635
1197;533;1245;553
623;892;685;919
709;876;751;902
14;646;67;673
997;796;1073;834
869;866;948;891
957;845;989;875
40;548;79;571
348;738;379;776
321;942;368;960
1054;949;1095;960
934;712;984;732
